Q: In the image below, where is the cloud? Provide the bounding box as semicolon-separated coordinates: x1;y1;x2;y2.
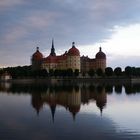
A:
40;0;140;46
1;0;140;45
1;10;58;45
0;9;59;67
0;0;25;9
1;27;27;46
24;11;58;29
0;0;140;67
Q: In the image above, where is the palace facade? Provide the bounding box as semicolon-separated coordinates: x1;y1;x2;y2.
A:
31;41;106;73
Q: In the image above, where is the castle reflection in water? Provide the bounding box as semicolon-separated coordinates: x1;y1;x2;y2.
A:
1;82;140;121
31;84;107;121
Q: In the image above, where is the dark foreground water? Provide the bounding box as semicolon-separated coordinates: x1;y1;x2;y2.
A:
0;82;140;140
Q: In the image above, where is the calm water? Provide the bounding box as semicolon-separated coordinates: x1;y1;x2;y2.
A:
0;82;140;140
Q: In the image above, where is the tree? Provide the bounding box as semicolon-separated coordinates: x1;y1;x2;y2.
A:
61;70;66;77
135;68;140;77
49;69;54;77
114;85;122;93
82;72;86;77
0;65;33;78
66;68;73;77
54;69;60;77
96;68;103;76
114;67;122;76
40;69;48;77
125;66;132;77
88;69;95;77
74;69;79;77
105;67;113;76
105;85;113;94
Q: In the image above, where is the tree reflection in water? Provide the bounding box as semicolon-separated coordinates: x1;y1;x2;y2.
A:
1;81;140;121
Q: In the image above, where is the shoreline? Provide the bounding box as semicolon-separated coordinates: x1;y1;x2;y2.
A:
1;77;140;84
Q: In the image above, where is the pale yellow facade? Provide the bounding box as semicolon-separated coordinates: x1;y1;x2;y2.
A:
41;55;80;72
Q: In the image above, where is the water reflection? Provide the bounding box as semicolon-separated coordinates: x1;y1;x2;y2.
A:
0;82;107;120
2;81;140;94
31;84;107;121
0;82;140;140
1;82;140;121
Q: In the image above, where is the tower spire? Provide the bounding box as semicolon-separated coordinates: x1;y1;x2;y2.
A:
72;112;76;121
50;104;56;123
52;39;54;49
36;47;39;51
100;107;103;117
50;39;56;56
99;46;102;52
72;42;75;48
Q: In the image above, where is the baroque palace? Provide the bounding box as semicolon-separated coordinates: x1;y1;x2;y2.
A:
31;40;106;73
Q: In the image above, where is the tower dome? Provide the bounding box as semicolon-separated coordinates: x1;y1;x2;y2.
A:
32;47;43;60
96;47;106;59
68;42;80;56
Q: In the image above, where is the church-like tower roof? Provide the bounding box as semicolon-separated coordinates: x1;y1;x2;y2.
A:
67;42;80;56
96;47;106;59
50;39;56;56
32;47;43;60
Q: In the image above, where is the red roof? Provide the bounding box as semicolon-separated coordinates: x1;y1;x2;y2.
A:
43;53;68;63
67;42;80;56
57;55;67;61
32;47;43;60
44;55;58;63
96;47;106;59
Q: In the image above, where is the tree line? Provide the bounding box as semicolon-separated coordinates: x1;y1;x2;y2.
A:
0;66;79;78
1;82;140;95
88;66;140;77
0;65;140;79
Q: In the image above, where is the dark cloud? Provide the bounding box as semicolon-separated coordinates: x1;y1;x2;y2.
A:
0;0;140;67
0;0;25;9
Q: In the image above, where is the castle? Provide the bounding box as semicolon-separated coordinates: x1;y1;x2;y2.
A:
31;40;106;73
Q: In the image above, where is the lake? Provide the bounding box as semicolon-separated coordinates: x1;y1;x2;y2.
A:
0;81;140;140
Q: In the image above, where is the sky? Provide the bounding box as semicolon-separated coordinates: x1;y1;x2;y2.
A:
1;0;140;68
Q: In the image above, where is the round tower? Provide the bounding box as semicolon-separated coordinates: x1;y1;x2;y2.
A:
31;47;43;70
67;42;80;72
95;47;106;71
